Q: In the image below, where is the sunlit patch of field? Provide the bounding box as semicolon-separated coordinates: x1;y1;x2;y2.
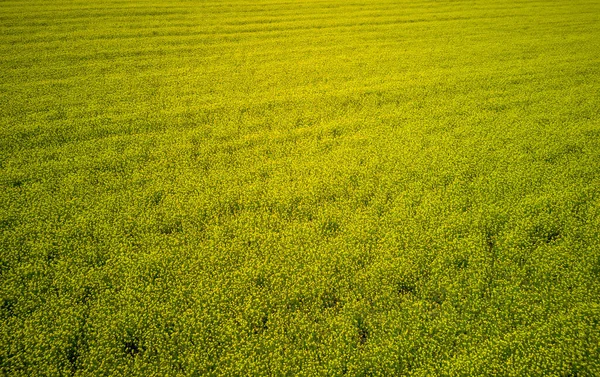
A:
1;0;600;375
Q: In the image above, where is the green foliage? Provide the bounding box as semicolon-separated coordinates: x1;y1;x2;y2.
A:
1;0;600;375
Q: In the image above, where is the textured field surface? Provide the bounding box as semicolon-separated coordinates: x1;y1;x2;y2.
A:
2;0;600;375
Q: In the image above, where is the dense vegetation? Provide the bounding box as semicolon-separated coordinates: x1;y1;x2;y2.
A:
1;0;600;375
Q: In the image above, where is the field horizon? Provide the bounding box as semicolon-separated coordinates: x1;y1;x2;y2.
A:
2;0;600;375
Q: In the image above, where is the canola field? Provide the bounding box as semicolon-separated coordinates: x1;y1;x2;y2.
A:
2;0;600;375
